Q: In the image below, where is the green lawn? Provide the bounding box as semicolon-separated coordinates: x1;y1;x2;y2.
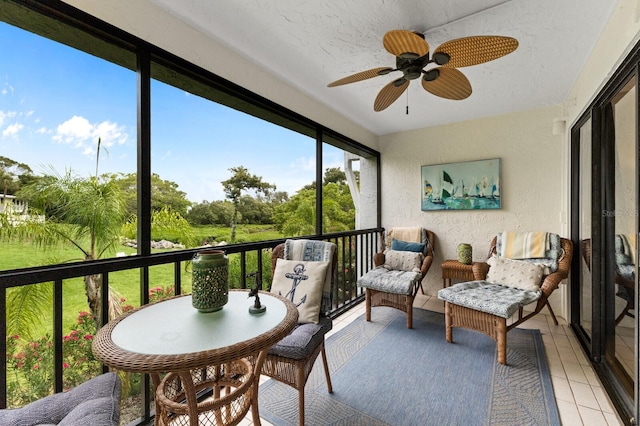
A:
2;224;283;338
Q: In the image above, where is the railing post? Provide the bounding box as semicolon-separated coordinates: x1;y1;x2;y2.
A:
54;279;63;393
0;285;6;409
100;273;110;375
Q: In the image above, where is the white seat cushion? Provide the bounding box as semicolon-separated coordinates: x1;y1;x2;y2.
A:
438;281;541;319
357;267;420;295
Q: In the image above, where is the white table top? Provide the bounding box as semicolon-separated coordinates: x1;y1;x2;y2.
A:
111;291;288;355
92;289;298;373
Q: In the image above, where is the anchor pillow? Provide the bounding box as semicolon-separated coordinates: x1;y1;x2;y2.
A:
271;258;330;324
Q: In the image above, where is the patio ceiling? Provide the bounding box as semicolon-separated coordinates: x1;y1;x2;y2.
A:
149;0;617;136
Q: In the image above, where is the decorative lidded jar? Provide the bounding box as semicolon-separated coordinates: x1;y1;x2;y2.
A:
191;250;229;312
457;243;473;265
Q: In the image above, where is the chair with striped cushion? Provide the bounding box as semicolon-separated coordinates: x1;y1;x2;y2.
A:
357;227;436;329
438;232;572;365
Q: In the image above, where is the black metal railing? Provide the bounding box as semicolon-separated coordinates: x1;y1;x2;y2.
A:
0;228;382;424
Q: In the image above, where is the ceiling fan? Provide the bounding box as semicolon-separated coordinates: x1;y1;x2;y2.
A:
327;30;518;111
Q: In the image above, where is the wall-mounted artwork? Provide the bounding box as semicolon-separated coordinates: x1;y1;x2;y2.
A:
421;158;501;211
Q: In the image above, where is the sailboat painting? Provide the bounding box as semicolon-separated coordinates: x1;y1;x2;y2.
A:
421;158;501;211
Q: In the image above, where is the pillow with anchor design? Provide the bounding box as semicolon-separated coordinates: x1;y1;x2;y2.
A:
271;259;330;324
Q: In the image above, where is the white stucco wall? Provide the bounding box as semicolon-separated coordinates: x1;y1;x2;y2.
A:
565;0;640;126
378;105;565;299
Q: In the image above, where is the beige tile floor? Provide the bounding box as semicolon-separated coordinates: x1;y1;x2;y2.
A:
240;293;626;426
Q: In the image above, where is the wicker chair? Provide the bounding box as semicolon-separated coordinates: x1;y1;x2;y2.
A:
357;228;436;329
438;234;573;365
260;240;336;426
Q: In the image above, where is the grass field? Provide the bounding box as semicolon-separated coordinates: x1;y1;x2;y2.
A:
2;224;284;338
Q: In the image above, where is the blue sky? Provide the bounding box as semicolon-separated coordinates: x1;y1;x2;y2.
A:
0;22;345;203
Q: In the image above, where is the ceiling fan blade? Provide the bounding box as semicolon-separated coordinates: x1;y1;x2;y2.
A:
434;36;518;68
327;67;394;87
421;68;471;100
374;78;409;111
383;30;429;59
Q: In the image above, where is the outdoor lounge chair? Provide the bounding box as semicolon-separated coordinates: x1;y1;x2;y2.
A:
357;227;435;329
438;232;572;365
261;239;336;426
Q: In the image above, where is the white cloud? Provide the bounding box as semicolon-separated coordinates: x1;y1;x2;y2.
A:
52;115;129;156
36;127;48;134
291;156;315;171
2;122;24;138
0;110;17;127
2;84;13;96
53;115;93;142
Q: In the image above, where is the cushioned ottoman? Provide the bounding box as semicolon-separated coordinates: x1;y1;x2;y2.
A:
437;280;541;319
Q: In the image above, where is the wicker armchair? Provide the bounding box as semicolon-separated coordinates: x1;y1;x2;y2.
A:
357;227;436;329
260;240;336;426
438;234;573;365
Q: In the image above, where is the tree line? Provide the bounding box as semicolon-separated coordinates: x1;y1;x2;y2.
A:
0;155;356;238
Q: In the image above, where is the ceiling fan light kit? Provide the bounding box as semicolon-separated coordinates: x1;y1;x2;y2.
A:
327;29;518;111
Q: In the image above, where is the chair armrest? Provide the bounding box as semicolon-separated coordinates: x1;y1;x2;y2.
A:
373;252;385;267
539;237;573;298
472;262;490;280
420;254;434;277
539;270;568;298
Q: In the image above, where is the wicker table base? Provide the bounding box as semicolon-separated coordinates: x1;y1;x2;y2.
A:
156;359;254;426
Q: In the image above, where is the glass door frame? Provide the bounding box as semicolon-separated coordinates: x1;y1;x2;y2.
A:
570;57;640;426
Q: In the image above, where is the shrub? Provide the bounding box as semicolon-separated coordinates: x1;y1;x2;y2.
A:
6;310;100;406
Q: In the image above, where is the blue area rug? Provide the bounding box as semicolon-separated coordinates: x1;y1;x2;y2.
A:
259;307;560;426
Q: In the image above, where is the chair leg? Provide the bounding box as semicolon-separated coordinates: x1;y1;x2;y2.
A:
615;303;633;325
406;294;414;329
320;345;333;393
545;301;559;326
445;302;453;343
497;317;507;365
365;288;372;322
297;368;305;426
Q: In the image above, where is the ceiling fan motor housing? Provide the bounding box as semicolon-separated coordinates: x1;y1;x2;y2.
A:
397;55;430;80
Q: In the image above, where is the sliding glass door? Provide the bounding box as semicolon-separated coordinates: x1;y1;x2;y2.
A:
571;66;639;424
608;77;636;397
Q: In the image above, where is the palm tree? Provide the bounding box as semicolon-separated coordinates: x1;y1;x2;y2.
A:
2;140;126;330
13;177;125;329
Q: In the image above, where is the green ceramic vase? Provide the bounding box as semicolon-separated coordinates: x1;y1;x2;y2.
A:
457;243;473;265
191;250;229;312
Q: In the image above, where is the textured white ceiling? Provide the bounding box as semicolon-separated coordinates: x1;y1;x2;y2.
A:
150;0;617;135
